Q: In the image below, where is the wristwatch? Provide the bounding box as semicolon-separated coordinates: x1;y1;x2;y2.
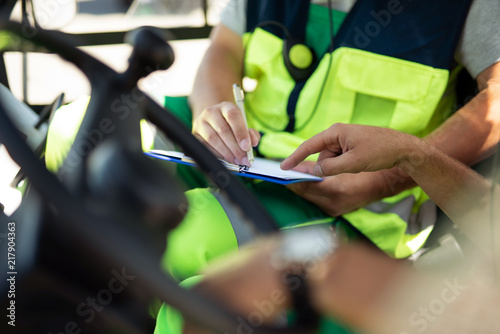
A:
271;224;339;271
271;224;339;330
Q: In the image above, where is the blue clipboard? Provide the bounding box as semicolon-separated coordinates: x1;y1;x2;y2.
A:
145;150;322;185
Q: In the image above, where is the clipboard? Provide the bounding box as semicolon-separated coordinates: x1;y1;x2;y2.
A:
145;150;323;185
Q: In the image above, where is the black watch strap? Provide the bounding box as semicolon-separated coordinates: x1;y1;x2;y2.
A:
285;271;320;331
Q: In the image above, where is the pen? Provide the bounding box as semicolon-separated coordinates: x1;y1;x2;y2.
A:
232;83;255;167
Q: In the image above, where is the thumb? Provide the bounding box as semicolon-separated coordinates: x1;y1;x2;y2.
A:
291;161;316;174
315;152;357;176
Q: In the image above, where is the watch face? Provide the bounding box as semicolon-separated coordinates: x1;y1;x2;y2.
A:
275;224;338;268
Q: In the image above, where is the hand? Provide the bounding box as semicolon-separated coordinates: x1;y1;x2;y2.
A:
186;238;408;334
281;123;415;177
308;243;407;332
286;169;389;216
184;240;290;334
192;102;260;166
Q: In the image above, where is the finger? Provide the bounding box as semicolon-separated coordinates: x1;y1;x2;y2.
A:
315;151;361;176
220;103;252;152
317;149;339;163
286;182;309;197
197;122;237;164
206;110;247;164
193;134;225;160
286;181;322;204
281;130;341;170
289;161;316;174
313;164;325;177
249;128;261;147
288;181;337;215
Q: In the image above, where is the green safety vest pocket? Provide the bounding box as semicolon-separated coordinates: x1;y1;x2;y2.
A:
325;47;450;134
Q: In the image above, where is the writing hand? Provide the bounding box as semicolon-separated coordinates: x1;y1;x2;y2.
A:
192;102;260;166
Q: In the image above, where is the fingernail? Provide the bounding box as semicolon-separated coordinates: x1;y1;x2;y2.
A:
313;164;324;177
240;139;250;151
241;157;250;167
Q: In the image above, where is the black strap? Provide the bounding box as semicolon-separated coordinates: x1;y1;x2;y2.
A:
285;271;320;330
0;53;10;90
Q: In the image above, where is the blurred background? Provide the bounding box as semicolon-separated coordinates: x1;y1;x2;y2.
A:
1;0;224;215
6;0;223;103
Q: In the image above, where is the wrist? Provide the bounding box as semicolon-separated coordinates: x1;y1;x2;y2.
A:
393;133;428;170
308;243;411;332
187;95;203;119
270;225;339;329
271;225;339;271
369;133;422;196
377;167;415;197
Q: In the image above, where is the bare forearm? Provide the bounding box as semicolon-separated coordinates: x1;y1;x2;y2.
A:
187;25;259;164
392;67;500;251
190;48;242;117
426;85;500;165
189;26;244;119
379;72;500;198
397;137;493;253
